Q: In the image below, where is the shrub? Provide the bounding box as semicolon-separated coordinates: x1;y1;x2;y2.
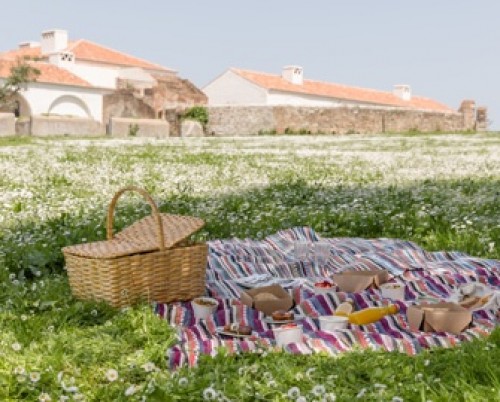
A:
183;106;208;127
128;123;139;137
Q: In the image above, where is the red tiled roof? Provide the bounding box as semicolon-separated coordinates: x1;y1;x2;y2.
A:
67;40;171;71
232;68;454;112
0;40;171;72
0;46;42;61
0;59;91;87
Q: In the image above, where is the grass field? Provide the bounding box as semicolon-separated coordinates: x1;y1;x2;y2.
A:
0;134;499;401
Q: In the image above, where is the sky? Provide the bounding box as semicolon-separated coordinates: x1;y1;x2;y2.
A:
1;0;499;129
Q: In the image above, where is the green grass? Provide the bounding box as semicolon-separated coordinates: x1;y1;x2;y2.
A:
0;134;499;401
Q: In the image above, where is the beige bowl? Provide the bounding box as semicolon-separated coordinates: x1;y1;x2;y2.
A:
318;315;349;331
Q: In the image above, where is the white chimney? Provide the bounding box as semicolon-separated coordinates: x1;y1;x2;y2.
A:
282;65;303;85
41;29;68;55
18;41;40;49
393;84;411;101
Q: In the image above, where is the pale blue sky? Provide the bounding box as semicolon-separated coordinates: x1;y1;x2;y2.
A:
2;1;499;129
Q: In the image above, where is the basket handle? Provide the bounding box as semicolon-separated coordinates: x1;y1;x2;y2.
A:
107;186;166;251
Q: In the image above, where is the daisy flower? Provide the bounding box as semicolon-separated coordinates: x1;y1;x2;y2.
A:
203;386;218;400
105;369;119;382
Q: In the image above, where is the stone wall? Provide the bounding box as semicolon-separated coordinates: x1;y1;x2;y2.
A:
31;116;103;137
109;117;169;138
15;118;31;135
103;90;155;131
206;106;275;136
207;105;475;136
0;113;15;137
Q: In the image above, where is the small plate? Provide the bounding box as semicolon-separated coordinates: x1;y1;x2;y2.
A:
416;296;441;304
447;283;497;310
263;314;305;325
215;327;254;338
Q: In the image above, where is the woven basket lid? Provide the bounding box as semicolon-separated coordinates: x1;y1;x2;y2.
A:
63;213;204;259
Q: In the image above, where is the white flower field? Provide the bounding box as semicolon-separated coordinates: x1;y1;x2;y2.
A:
0;133;499;401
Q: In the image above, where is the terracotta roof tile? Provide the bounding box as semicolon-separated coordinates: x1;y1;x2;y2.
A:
0;40;172;72
0;46;42;61
232;68;454;113
0;59;91;87
67;39;172;71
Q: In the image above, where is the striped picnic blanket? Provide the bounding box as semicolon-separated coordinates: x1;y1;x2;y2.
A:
154;227;500;369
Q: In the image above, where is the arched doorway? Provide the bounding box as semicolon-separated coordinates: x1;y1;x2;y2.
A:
0;93;32;118
48;95;92;118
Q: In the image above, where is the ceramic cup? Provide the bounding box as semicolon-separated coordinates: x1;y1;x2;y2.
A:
273;324;303;346
192;297;218;320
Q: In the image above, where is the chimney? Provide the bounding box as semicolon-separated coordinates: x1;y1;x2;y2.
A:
41;29;68;55
19;41;40;49
282;65;303;85
393;84;411;101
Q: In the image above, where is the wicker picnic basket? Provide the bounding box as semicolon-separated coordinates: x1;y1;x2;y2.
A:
62;186;208;308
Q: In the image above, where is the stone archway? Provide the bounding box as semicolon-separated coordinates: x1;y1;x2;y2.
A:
0;92;32;118
48;95;92;118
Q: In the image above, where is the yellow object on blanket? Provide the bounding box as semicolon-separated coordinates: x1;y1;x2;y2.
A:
348;304;399;325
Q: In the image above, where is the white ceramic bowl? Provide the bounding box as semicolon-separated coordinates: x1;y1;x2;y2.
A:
314;285;336;295
273;325;303;346
318;315;349;331
380;283;405;300
192;297;218;320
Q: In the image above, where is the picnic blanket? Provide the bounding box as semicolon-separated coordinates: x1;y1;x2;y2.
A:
154;227;500;369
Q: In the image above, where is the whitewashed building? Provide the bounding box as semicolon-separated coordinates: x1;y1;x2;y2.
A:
0;29;175;122
203;66;453;112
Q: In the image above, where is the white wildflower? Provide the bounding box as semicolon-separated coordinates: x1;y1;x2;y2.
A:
312;384;326;396
392;397;404;402
11;342;22;351
288;386;301;399
142;362;156;372
179;377;188;386
305;367;316;378
203;386;218;400
30;371;41;382
13;366;25;375
356;388;367;398
297;397;307;402
105;368;119;382
125;384;137;396
61;381;79;393
39;393;52;402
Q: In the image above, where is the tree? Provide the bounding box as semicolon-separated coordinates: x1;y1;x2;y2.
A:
0;58;40;109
